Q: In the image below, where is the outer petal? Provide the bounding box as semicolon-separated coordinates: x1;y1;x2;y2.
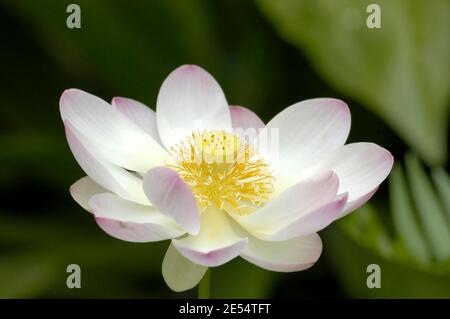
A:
112;97;161;144
172;207;248;267
233;171;339;235
257;98;350;175
162;244;208;292
340;187;378;217
60;89;167;173
310;143;393;212
156;65;232;148
241;233;322;272
89;193;184;242
64;121;149;205
143;167;200;235
70;176;107;212
253;193;348;241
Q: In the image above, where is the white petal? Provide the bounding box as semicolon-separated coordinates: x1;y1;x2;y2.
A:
234;171;339;235
253;194;348;241
143;167;200;235
162;244;208;292
340;187;378;217
257;98;350;175
310;142;393;205
60;89;167;173
241;233;322;272
172;207;248;267
89;193;184;242
70;176;107;212
112;97;162;144
156;65;231;148
64;121;149;205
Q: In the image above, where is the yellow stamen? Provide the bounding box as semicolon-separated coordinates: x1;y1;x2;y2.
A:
168;130;274;215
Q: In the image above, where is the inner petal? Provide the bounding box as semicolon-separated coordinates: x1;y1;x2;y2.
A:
167;130;274;215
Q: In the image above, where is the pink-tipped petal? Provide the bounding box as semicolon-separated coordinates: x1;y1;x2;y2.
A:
172;207;248;267
70;176;107;212
339;187;378;218
64;121;149;205
173;240;247;268
95;218;180;243
230;105;264;130
253;193;348;241
258;98;350;174
234;171;339;235
112;97;161;144
156;65;231;148
311;143;393;207
60;89;167;173
162;244;208;292
230;105;264;142
241;233;322;272
143;167;200;235
89;193;184;243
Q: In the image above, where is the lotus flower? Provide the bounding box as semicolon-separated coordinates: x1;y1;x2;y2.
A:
61;65;393;292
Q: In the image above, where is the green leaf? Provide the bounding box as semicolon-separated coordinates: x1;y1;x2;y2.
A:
326;225;450;298
389;164;430;265
256;0;450;165
405;153;450;261
432;168;450;217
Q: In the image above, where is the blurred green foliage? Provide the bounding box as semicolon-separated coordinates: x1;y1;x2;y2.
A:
328;154;450;298
0;0;448;298
256;0;450;165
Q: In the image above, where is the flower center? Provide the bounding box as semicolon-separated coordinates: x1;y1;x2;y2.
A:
168;130;274;215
